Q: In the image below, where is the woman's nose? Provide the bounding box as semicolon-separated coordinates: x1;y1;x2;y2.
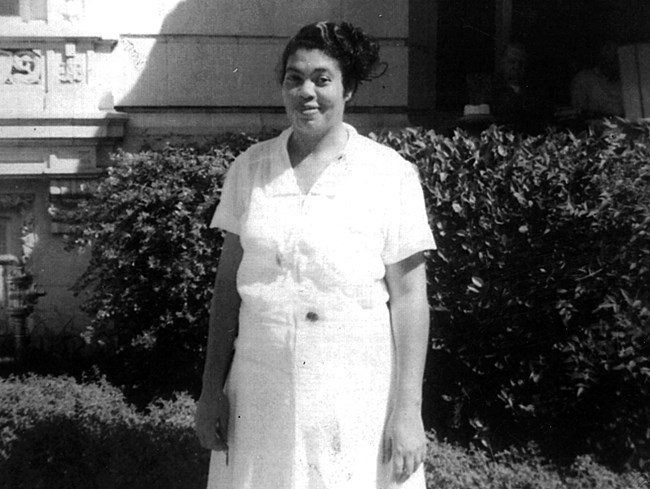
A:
298;80;316;99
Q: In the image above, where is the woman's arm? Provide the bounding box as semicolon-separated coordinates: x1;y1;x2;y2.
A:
195;232;243;451
382;251;430;483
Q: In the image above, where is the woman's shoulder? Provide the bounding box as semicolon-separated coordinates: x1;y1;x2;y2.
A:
348;130;414;174
236;133;280;161
229;131;286;172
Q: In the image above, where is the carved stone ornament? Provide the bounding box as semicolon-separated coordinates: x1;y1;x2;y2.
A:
59;55;84;84
0;194;35;213
60;0;84;23
0;49;41;85
0;194;35;262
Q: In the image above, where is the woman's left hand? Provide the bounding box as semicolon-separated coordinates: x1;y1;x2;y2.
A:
382;404;428;483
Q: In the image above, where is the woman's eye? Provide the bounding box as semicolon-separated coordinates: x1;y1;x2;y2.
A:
316;77;330;86
284;74;302;85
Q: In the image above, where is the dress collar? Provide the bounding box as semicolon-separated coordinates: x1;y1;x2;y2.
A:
267;124;357;197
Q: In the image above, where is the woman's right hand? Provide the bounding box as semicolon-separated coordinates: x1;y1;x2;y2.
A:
194;390;230;451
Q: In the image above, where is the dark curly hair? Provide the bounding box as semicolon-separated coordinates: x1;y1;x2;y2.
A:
278;21;382;95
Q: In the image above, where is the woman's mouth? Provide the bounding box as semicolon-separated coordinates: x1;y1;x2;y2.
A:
300;105;320;114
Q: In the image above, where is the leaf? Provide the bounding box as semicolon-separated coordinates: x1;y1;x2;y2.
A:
471;276;484;288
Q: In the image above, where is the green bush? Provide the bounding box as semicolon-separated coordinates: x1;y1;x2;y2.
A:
373;120;650;467
425;434;645;489
1;375;642;489
0;375;209;489
61;121;650;467
61;134;259;403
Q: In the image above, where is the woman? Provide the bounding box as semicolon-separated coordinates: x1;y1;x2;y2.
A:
194;21;435;489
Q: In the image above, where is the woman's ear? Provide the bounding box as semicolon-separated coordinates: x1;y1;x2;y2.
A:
344;90;354;102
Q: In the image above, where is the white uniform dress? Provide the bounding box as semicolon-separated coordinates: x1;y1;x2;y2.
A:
207;124;435;489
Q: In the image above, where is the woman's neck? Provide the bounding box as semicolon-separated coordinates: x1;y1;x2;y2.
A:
288;124;348;168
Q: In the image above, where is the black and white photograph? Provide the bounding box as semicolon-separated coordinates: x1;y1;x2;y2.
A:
0;1;648;488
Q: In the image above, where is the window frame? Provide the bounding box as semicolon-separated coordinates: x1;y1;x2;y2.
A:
0;0;47;23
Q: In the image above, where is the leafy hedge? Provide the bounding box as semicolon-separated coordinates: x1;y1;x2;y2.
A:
425;434;646;489
0;375;643;489
60;134;258;404
373;119;650;468
60;120;650;467
0;375;208;489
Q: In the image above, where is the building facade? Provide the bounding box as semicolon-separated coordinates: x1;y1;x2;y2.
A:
0;0;647;353
0;0;435;352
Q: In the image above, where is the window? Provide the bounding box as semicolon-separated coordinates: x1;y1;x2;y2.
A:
0;1;20;17
436;0;496;110
0;0;47;22
25;0;47;21
0;218;8;255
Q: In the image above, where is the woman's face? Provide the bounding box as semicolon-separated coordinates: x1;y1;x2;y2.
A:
281;48;352;138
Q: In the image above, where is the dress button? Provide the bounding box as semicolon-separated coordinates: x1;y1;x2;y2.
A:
306;311;319;322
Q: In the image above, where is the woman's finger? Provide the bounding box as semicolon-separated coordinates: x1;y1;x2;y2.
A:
382;433;392;464
203;430;227;451
196;414;228;451
413;450;423;474
212;434;228;451
215;417;228;446
418;443;427;468
395;450;422;483
392;448;405;480
401;453;416;483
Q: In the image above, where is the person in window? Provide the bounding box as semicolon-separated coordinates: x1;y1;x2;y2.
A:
194;21;435;489
570;41;624;118
490;42;551;133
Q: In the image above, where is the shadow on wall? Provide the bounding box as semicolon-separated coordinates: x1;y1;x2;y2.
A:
109;0;411;144
112;0;342;115
110;0;344;146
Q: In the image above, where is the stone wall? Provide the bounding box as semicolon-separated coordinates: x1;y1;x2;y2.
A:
100;0;411;145
0;0;127;352
0;0;415;352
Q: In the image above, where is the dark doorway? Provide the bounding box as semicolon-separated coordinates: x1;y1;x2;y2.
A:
435;0;496;111
435;0;650;113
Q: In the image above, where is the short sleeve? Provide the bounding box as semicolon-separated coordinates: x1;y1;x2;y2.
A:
381;161;436;265
210;154;248;234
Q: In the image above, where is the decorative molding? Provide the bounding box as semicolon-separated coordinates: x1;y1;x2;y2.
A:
49;176;99;196
0;48;41;85
59;54;84;83
49;175;100;235
0;112;128;140
0;193;35;261
0;194;34;212
58;0;84;24
0;1;115;43
120;38;146;71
